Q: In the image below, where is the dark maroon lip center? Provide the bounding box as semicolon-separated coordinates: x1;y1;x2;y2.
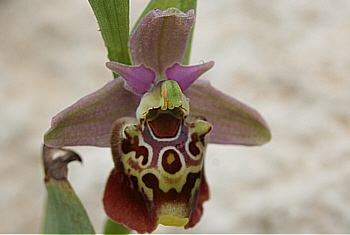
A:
148;113;181;138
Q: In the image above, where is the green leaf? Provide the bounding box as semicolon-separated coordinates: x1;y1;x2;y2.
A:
88;0;132;78
131;0;197;65
104;218;131;235
43;180;95;234
42;145;95;234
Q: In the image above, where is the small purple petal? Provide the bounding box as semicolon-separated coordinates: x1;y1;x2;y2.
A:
166;61;215;91
44;78;141;148
130;8;194;77
106;62;156;95
184;80;271;146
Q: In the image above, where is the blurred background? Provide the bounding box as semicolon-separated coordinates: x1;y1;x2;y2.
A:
1;0;350;233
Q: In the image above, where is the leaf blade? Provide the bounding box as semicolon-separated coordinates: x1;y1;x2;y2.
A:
104;218;132;235
43;180;95;234
42;145;95;234
89;0;132;78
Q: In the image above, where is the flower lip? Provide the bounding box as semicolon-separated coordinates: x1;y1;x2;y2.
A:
105;102;212;233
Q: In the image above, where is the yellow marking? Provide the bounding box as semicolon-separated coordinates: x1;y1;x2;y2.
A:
157;202;189;227
161;97;167;110
157;215;189;227
168;101;175;109
121;122;209;202
158;202;186;217
160;97;175;110
191;178;201;197
185;120;212;161
124;156;203;201
167;153;175;165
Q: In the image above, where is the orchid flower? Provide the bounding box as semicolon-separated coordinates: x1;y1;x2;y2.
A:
44;8;271;234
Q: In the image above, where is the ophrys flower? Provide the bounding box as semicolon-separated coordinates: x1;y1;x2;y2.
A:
44;8;271;233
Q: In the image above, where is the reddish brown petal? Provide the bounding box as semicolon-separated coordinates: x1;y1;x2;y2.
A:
103;169;157;234
186;168;209;229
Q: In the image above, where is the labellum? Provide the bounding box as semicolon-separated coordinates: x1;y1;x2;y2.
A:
104;80;212;233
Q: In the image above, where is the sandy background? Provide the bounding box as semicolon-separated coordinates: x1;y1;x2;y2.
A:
1;0;350;233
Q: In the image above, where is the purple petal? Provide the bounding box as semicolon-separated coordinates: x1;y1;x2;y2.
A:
106;62;156;95
166;61;215;92
130;8;194;77
44;78;141;147
184;80;271;146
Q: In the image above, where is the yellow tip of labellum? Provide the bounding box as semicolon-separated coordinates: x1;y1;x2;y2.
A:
157;215;189;227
